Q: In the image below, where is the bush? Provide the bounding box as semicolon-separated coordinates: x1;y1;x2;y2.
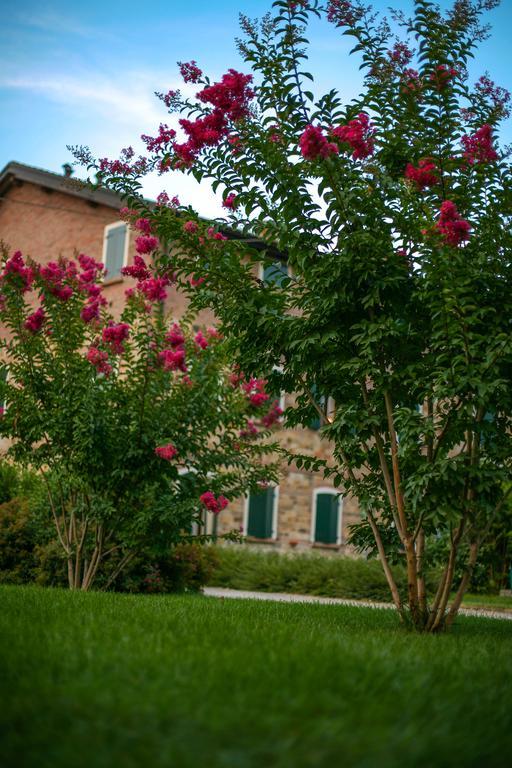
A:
207;547;417;602
114;543;220;594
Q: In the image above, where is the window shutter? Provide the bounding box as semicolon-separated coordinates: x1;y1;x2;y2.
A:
314;493;339;544
247;488;275;538
104;224;127;278
263;261;288;287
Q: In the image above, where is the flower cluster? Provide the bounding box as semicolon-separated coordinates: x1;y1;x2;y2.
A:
405;158;440;190
39;261;74;301
299;124;338;160
401;68;423;96
461;124;497;164
240;419;259;438
0;251;34;293
430;65;457;91
155;443;178;461
242;377;270;407
179;60;203;83
435;201;471;247
331;113;375;159
261;399;283;428
135;235;159;255
24;307;45;334
159;347;187;372
138;276;170;302
200;491;229;514
475;75;511;120
121;255;151;281
223;193;238;210
194;331;208;350
326;0;364;27
388;42;413;68
102;322;130;354
86;346;112;377
141;124;177;153
183;220;199;234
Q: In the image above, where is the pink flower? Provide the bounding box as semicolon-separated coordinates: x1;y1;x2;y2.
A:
178;60;203;83
137;276;169;302
78;253;103;273
223;193;238;210
141;124;177;153
1;251;34;292
135;218;152;234
331;113;375;160
299;124;338;160
327;1;364;27
102;322;130;354
206;326;222;339
200;491;229;514
435;201;471;247
122;256;151;281
194;331;208;349
197;69;255;122
430;65;457;90
242;377;270;407
207;227;228;241
405;158;439;190
165;323;185;347
159;347;187;372
183;220;199;234
461;124;498;165
261;399;283;428
81;296;106;324
155;443;178;461
240;419;259;438
135;235;159;255
189;275;206;287
86;347;112;377
24;307;45;334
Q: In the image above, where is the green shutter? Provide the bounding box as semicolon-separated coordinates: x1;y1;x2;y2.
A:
105;224;126;278
314;493;339;544
263;261;288;287
0;366;7;411
247;488;275;538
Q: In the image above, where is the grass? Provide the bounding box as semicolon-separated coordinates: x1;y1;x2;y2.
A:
1;586;512;768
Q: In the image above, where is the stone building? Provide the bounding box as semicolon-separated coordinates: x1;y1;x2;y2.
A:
0;160;360;553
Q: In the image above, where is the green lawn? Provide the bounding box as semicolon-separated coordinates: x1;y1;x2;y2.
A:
1;586;511;768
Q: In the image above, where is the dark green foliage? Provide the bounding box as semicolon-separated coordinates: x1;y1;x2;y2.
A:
1;586;511;768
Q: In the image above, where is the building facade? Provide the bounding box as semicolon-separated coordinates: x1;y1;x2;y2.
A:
0;161;360;554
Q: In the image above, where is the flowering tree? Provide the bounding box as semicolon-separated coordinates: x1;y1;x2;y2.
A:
0;246;280;590
72;0;512;630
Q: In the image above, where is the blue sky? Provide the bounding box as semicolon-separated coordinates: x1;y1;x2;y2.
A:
1;0;511;216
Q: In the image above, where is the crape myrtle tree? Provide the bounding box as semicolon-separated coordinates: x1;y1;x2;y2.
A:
0;245;280;590
72;0;512;630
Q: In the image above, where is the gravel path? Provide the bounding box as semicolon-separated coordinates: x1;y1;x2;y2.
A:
203;586;512;621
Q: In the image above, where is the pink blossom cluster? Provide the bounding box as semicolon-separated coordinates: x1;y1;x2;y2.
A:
299;124;338;160
179;60;203;83
240;419;259;438
401;68;422;96
87;347;112;377
207;227;228;241
387;42;413;68
98;148;148;177
261;399;283;428
135;235;159;255
141;124;177;153
461;124;498;164
138;276;170;302
326;0;364;27
331;113;375;160
102;322;130;354
194;331;208;350
0;251;34;292
430;65;457;91
242;377;270;408
39;261;74;301
170;70;254;167
159;347;187;372
78;253;106;323
200;491;229;514
435;201;471;247
154;443;178;461
223;193;238;210
405;158;440;190
121;255;151;281
183;220;199;234
165;323;185;347
228;135;243;155
475;75;511;119
24;306;46;334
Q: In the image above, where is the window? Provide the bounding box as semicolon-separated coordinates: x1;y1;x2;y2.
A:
245;486;278;539
103;222;129;279
311;488;342;545
261;261;289;287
